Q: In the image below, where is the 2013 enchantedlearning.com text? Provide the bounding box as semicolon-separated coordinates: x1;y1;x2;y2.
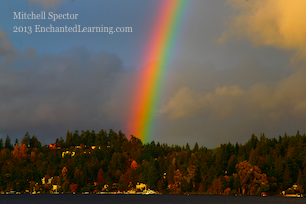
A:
13;24;133;34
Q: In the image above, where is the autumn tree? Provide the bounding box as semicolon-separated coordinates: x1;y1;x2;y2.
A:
236;161;268;195
212;177;223;194
13;143;19;157
74;169;83;188
97;169;105;187
185;164;197;191
127;136;142;161
131;160;137;170
70;183;78;193
61;167;69;192
119;169;132;191
168;169;182;194
44;183;52;193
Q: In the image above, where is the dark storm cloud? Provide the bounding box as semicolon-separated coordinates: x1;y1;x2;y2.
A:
0;29;127;144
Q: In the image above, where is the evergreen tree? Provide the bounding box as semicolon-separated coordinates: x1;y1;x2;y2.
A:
147;160;158;190
248;134;258;150
248;148;257;166
14;139;19;146
21;132;31;147
0;138;3;150
297;170;303;189
31;135;41;148
193;142;199;152
72;130;81;146
185;143;190;151
65;130;72;147
283;166;292;189
5;135;13;150
56;137;65;147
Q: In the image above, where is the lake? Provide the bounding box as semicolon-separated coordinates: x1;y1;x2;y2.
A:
0;194;304;204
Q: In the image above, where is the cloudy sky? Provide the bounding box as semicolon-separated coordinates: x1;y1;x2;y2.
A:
0;0;305;148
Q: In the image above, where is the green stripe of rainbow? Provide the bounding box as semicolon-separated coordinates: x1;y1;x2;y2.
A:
127;0;188;143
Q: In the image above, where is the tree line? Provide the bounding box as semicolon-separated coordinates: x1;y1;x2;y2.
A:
0;129;306;195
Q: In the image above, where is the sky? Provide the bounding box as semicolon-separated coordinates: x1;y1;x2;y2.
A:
0;0;306;148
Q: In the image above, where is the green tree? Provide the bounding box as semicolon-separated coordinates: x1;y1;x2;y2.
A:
65;130;72;147
248;134;258;150
30;135;41;148
248;148;257;166
227;154;237;175
147;161;159;190
14;139;19;146
72;130;81;146
56;137;65;147
185;143;190;151
0;138;3;150
297;170;304;191
21;132;31;147
193;142;199;152
283;166;292;189
5;135;13;150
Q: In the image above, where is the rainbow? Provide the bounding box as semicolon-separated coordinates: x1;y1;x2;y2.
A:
127;0;188;143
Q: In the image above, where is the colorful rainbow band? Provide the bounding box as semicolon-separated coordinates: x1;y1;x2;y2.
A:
128;0;188;144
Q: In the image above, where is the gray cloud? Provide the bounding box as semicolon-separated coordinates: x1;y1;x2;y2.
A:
0;29;126;144
145;0;306;147
154;54;306;147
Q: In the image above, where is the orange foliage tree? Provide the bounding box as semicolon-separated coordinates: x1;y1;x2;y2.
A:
168;169;182;194
236;160;268;195
70;183;78;193
212;178;223;194
131;160;137;170
97;169;105;186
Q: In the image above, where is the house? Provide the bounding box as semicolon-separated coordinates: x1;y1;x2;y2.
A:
41;176;53;185
61;151;76;158
136;183;147;191
49;144;56;149
52;185;58;192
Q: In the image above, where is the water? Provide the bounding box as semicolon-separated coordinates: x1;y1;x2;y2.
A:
0;194;304;204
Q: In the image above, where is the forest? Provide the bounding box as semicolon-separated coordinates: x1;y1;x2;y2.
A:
0;129;306;195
